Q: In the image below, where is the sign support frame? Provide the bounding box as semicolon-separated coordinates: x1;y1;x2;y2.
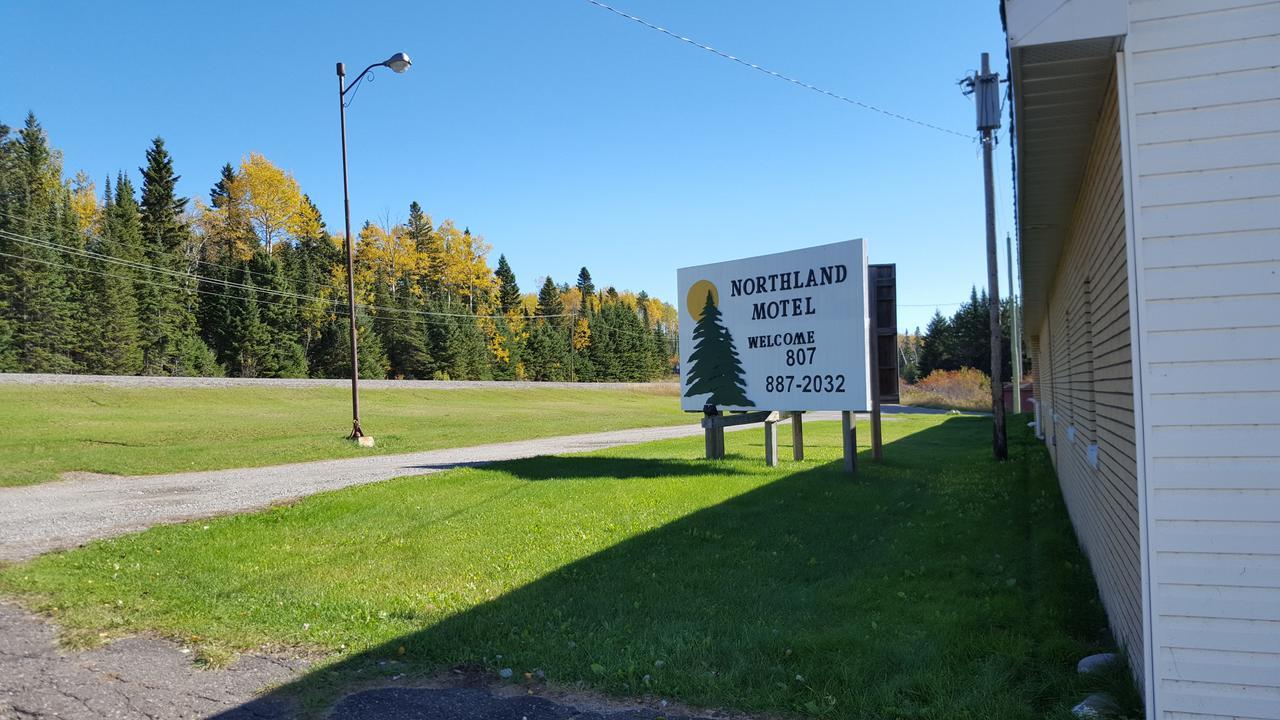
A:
868;277;884;461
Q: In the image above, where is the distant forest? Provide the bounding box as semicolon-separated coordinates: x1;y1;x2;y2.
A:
898;288;1020;384
0;113;677;381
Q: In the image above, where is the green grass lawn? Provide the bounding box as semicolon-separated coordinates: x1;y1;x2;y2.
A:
0;414;1137;718
0;384;688;486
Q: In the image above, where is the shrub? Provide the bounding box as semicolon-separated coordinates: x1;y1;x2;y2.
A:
900;367;991;412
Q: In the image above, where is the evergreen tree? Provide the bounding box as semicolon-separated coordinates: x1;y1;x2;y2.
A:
1;114;77;372
248;249;306;377
613;302;650;381
453;312;493;380
197;164;239;363
209;162;234;208
535;276;565;325
82;176;143;374
524;277;570;380
576;267;595;305
424;300;490;380
525;320;570;381
683;290;752;407
585;308;621;380
375;280;432;379
488;315;524;380
60;189;94;372
406;201;433;242
583;301;645;381
355;310;390;379
308;312;386;380
634;290;668;380
495;254;521;314
408;201;445;299
649;323;673;378
0;121;19;371
950;287;990;372
137;137;208;374
918;310;954;379
139;138;186;244
225;265;272;377
282;195;339;367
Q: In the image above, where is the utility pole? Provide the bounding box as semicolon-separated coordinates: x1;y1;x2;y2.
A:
1007;233;1023;413
972;52;1007;460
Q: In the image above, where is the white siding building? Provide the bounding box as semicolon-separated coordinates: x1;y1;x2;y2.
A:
1003;1;1280;717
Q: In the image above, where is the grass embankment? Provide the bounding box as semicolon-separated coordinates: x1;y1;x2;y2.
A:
0;415;1136;718
0;384;687;487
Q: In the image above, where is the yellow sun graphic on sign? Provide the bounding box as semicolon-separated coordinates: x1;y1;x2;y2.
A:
686;279;719;321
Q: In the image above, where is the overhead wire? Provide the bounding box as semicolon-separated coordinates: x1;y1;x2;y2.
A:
583;0;973;140
0;214;657;331
0;226;576;322
0;208;347;295
2;224;970;345
0;229;666;341
0;248;466;331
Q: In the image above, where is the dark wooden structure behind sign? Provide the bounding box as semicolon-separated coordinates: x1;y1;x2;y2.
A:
869;264;899;404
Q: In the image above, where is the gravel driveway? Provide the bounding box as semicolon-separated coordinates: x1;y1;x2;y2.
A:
0;422;751;563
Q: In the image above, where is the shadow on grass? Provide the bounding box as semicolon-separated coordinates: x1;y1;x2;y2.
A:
214;417;1123;719
409;456;745;482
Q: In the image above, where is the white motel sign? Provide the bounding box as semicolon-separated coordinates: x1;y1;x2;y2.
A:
677;239;872;413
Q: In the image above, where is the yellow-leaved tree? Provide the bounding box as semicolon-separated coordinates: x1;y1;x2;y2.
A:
68;171;101;235
236;153;306;252
572;315;591;352
434;220;495;309
353;221;418;303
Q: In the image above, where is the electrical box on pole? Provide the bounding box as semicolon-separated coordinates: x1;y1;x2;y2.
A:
975;65;1002;131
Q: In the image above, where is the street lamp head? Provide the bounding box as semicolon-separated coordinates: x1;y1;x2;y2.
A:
383;52;412;73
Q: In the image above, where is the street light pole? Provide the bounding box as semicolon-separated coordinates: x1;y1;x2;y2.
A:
336;62;363;440
335;52;412;442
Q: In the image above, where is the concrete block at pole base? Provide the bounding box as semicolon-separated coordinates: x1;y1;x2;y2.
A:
1076;653;1118;674
1070;693;1121;718
356;436;376;448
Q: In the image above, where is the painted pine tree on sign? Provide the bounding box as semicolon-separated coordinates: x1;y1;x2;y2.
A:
684;290;752;408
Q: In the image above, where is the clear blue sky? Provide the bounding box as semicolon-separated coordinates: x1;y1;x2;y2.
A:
0;0;1014;333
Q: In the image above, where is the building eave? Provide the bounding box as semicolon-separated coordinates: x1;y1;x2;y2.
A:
1010;34;1122;332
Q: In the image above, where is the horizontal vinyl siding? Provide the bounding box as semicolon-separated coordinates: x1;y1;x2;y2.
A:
1033;71;1147;681
1125;1;1280;717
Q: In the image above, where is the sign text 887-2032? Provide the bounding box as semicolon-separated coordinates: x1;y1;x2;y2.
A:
764;374;846;393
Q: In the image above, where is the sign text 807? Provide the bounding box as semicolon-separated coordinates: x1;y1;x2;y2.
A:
764;374;846;393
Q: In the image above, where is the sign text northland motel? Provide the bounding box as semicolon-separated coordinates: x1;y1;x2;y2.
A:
677;240;871;413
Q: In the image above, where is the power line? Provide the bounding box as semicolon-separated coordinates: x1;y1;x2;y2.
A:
0;227;576;322
3;230;317;305
583;0;973;140
4;226;962;340
1;230;669;344
2;206;363;293
2;213;657;334
0;247;383;323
